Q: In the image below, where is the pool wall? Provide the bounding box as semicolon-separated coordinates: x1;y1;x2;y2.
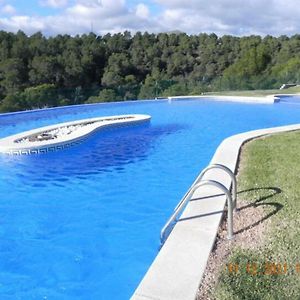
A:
132;122;300;300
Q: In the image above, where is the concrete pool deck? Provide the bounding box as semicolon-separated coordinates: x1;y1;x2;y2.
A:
168;94;280;103
132;99;300;299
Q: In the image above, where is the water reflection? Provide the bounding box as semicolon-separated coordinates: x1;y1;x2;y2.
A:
0;123;185;186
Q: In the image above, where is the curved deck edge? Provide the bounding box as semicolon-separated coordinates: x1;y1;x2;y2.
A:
0;114;151;155
132;123;300;300
168;94;280;104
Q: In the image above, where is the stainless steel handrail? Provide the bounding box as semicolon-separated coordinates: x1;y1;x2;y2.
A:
198;164;237;209
160;179;234;244
174;163;237;212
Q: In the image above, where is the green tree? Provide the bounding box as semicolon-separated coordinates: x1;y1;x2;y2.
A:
101;53;133;87
22;84;58;109
0;93;26;112
29;55;61;85
86;88;119;103
0;58;28;94
1;30;300;113
162;83;189;97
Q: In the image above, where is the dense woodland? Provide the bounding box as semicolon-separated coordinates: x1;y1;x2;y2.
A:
0;30;300;112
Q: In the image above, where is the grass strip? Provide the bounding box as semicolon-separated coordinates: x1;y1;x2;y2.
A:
213;131;300;299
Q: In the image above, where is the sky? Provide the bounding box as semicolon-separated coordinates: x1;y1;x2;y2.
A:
0;0;299;36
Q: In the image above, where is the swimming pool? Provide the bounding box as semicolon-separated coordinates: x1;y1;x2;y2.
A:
0;97;300;299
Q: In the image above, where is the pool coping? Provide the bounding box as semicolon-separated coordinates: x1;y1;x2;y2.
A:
168;94;280;103
132;122;300;300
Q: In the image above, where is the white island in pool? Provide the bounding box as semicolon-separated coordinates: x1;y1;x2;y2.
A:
0;114;151;155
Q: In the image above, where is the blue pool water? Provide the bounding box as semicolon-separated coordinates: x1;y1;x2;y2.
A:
0;97;300;299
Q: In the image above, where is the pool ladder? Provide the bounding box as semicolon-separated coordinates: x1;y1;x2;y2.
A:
160;164;237;245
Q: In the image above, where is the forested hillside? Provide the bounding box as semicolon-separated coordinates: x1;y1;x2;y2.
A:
0;30;300;112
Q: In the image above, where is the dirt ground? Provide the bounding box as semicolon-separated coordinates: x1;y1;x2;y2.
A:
196;196;270;300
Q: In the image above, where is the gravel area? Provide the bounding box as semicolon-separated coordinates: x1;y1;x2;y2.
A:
15;122;95;143
196;182;271;299
15;116;134;144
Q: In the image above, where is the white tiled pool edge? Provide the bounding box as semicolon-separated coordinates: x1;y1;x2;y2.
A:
0;114;151;155
132;123;300;300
